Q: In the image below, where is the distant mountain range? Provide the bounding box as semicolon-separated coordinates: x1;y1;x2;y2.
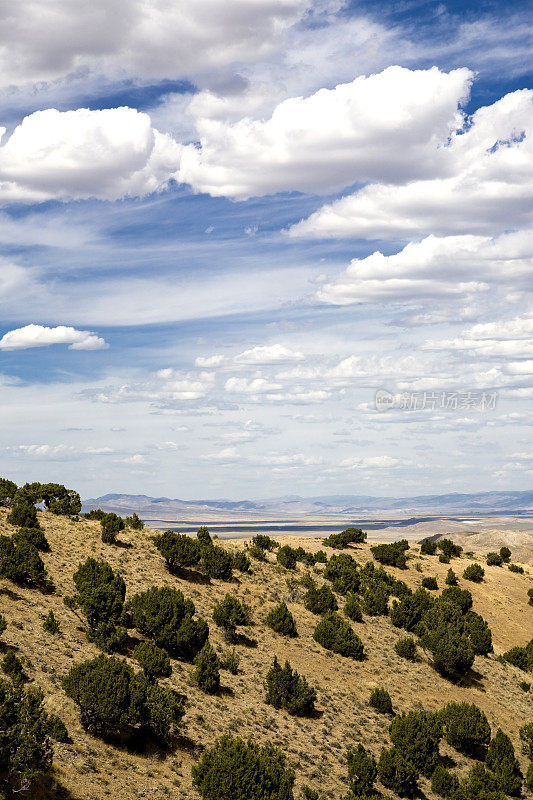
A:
82;490;533;522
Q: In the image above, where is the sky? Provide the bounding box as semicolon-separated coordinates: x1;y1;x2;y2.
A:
0;0;531;501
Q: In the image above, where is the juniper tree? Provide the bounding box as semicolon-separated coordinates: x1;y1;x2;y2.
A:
194;642;220;694
100;512;125;544
369;687;393;714
389;710;442;777
313;612;364;659
154;531;201;573
378;747;418;797
440;702;491;756
133;641;172;681
264;657;316;717
303;583;338;614
344;593;363;622
212;594;252;642
266;602;298;637
13;527;50;552
0;535;48;588
486;729;522;797
202;544;233;580
346;744;377;796
463;563;484;583
67;557;126;652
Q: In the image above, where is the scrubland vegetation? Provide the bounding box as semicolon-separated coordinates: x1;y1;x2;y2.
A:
0;477;531;800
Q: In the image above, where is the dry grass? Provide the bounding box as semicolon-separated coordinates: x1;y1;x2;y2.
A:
0;509;532;800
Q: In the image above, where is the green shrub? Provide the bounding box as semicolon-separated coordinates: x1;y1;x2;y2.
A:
486;552;503;566
13;527;50;552
455;762;505;800
0;477;17;507
501;641;533;672
369;687;393;714
346;744;377;796
422;576;438;590
266;602;297;637
390;710;442;777
362;584;389;616
313;611;364;659
323;528;366;549
219;648;240;674
0;679;53;795
371;541;409;569
67;557;126;652
0;535;48;588
0;613;6;637
196;526;212;547
500;547;511;562
528;587;533;604
154;531;201;573
100;512;125;544
438;539;462;558
127;585;208;659
265;657;316;716
390;588;434;632
464;611;493;655
323;553;360;595
84;508;106;520
191;734;295;800
440;702;491;756
486;729;522;796
377;747;418;797
445;568;458;586
276;545;298;569
62;653;184;745
314;550;327;563
125;512;144;530
519;681;531;692
17;482;81;516
232;551;251;573
463;563;484;582
42;610;60;635
395;637;417;660
304;583;338;614
420;602;475;676
344;594;363;622
439;553;450;564
2;651;26;686
420;538;438;555
431;765;460;797
508;563;524;574
201;543;233;580
249;544;267;561
7;499;40;529
46;713;69;742
133;641;171;680
252;534;277;551
194;642;220;694
300;786;319;800
213;594;252;642
440;586;473;613
526;763;533;792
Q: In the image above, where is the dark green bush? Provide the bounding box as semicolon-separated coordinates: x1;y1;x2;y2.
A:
420;602;475;676
252;534;277;551
219;648;240;674
276;545;298;570
431;765;460;797
191;734;295;800
62;653;184;745
440;702;491;756
304;583;338;614
346;744;377;796
463;563;484;582
455;762;505;800
519;721;533;758
420;538;438;555
7;499;40;529
154;531;201;573
525;764;533;792
194;642;220;694
84;508;106;520
67;557;126;652
422;576;438;590
2;651;26;686
133;641;171;680
249;544;267;561
395;637;417;660
486;552;503;566
196;526;212;547
369;687;393;714
322;528;366;549
127;585;208;659
125;512;144;529
232;551;251;573
313;612;364;659
323;553;360;595
528;587;533;604
13;527;50;552
390;710;442;777
362;584;389;616
0;535;48;588
464;611;493;655
45;713;69;742
42;609;60;635
202;543;233;580
0;614;6;637
519;681;531;692
265;657;316;717
500;547;511;562
100;512;125;544
370;541;409;569
0;679;53;795
266;602;297;637
212;594;252;642
0;477;17;508
314;550;327;563
508;563;524;574
440;586;473;613
377;747;418;797
445;568;458;586
501;641;533;671
439;553;450;564
390;588;434;632
486;729;522;796
18;483;81;516
438;539;462;558
344;594;363;622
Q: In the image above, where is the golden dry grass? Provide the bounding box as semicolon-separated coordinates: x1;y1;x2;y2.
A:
0;509;532;800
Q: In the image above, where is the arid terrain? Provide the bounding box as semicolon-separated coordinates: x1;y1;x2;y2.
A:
1;508;532;800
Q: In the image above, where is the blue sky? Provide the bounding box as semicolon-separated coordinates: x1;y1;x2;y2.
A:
0;0;531;499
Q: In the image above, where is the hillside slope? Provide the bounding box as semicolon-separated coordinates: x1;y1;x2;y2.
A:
0;509;532;800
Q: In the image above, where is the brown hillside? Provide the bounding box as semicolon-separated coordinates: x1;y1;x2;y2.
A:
0;509;532;800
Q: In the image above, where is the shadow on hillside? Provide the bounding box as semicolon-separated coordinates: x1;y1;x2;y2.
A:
218;685;235;698
114;539;133;549
30;775;77;800
0;586;23;601
233;633;258;648
170;566;211;585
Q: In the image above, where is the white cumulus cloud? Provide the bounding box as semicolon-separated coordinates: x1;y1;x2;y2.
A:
0;324;108;350
234;343;305;364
